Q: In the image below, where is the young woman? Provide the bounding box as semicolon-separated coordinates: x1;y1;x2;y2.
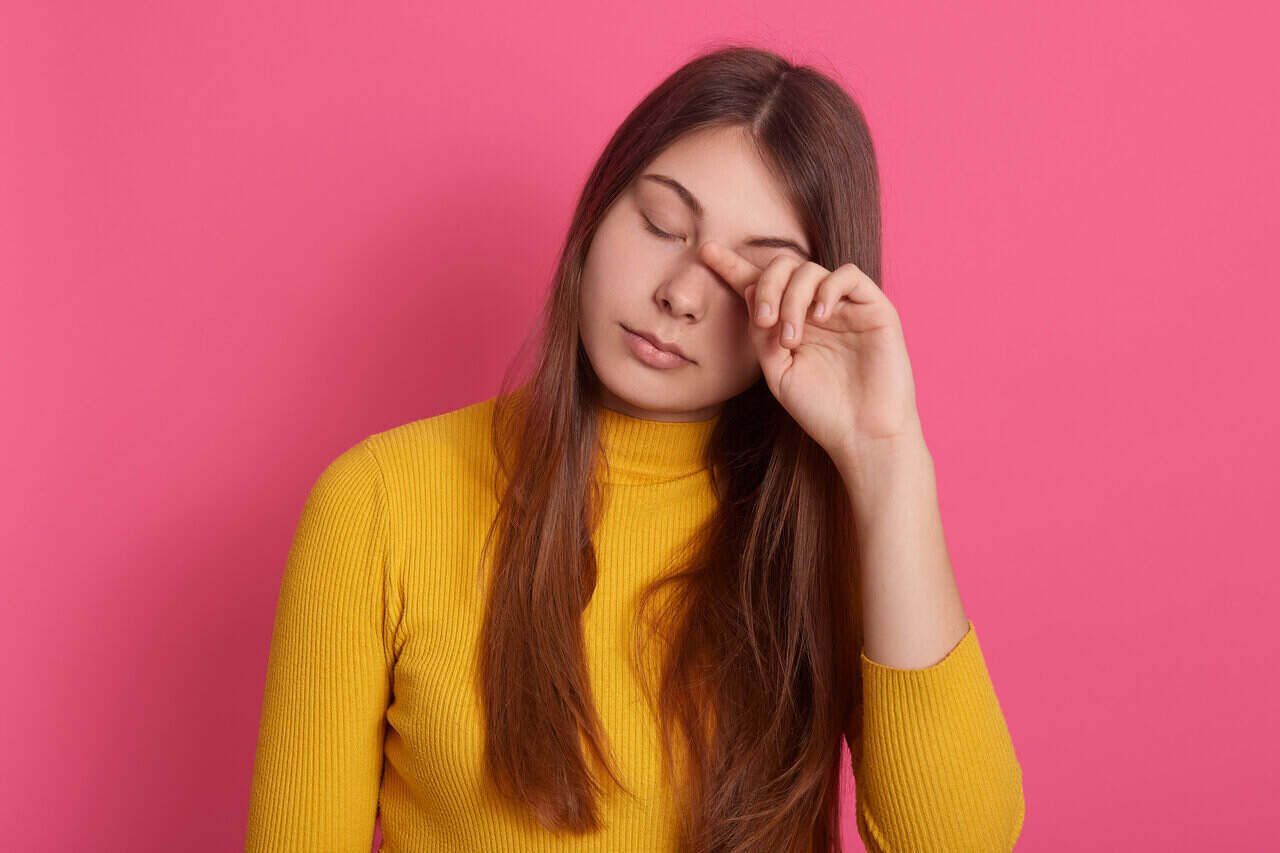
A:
246;45;1024;853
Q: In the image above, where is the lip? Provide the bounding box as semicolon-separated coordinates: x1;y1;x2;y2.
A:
622;324;693;368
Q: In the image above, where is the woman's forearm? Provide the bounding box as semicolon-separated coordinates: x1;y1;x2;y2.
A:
836;423;971;670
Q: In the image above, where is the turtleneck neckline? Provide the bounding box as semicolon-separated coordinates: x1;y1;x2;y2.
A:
595;405;720;485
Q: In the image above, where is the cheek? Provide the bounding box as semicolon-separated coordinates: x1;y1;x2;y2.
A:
579;240;618;324
706;305;756;365
580;221;643;312
579;273;600;320
579;268;625;334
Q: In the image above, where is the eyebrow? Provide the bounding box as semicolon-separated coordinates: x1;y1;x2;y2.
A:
638;172;812;260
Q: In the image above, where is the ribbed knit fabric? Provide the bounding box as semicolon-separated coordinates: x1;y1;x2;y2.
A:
245;395;1024;852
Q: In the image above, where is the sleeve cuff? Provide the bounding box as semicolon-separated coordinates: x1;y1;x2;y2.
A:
860;619;980;675
855;620;1025;851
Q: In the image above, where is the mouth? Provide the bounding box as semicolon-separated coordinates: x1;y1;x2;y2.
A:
621;324;694;367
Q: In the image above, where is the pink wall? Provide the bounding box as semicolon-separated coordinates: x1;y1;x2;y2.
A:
4;2;1276;850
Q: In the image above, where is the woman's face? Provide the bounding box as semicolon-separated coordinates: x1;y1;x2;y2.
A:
579;124;812;422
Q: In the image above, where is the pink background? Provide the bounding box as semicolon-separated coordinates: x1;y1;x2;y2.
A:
4;2;1277;850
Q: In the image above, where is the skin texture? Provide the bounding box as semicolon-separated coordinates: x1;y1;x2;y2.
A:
579;124;970;669
579;124;811;422
697;233;971;670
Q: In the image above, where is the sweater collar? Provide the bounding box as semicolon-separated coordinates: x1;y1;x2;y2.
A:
595;404;720;485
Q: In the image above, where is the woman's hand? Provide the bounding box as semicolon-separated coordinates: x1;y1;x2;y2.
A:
700;240;924;468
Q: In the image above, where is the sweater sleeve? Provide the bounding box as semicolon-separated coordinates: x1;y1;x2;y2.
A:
850;620;1025;852
245;439;394;853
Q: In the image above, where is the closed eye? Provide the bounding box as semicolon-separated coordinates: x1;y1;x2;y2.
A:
640;212;682;242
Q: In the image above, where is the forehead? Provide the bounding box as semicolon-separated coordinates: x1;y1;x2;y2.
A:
638;126;806;240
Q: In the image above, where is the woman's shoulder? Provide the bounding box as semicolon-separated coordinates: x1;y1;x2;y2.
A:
358;394;501;485
366;394;498;446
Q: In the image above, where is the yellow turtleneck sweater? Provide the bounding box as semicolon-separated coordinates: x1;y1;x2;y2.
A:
245;395;1024;852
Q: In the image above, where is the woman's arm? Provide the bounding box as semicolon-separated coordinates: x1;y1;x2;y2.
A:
245;439;395;852
838;428;1025;852
836;418;969;669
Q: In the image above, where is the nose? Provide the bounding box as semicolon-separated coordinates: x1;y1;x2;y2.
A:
655;252;721;321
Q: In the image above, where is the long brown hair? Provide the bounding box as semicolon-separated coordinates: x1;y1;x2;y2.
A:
475;42;882;853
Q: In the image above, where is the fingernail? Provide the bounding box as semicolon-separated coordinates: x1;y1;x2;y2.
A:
757;302;771;321
783;322;795;340
814;302;826;318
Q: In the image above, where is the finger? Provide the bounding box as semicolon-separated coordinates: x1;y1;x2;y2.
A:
744;281;793;394
752;255;805;329
699;240;761;296
743;283;772;356
776;261;829;348
827;262;883;305
813;263;883;319
813;264;860;316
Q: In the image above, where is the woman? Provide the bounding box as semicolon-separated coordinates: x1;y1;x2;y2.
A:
246;44;1024;853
